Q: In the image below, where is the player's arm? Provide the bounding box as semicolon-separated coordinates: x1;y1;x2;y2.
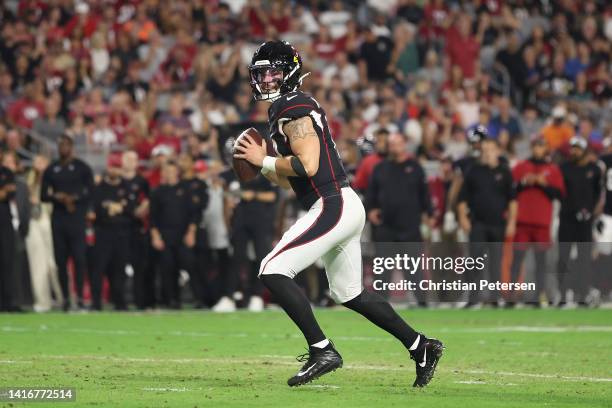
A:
275;116;320;177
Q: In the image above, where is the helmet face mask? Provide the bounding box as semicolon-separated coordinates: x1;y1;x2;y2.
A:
249;41;303;102
249;64;285;101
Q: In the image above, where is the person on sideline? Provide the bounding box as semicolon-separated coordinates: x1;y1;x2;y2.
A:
26;155;63;312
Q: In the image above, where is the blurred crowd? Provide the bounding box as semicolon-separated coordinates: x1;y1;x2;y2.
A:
0;0;611;312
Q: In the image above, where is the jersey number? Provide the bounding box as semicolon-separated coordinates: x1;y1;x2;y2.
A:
310;110;338;151
309;110;324;132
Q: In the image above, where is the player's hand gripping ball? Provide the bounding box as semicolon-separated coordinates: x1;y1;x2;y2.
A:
232;127;276;182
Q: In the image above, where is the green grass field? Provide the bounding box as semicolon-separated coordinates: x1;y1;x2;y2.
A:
1;308;611;407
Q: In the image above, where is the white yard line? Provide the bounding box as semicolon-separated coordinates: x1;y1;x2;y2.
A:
454;380;487;384
462;369;612;383
4;354;611;384
3;325;612;340
142;387;190;392
439;326;612;333
454;380;518;386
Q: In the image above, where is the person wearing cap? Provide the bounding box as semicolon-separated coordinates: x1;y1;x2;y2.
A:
90;153;135;311
122;150;154;310
446;126;487;228
509;136;565;306
457;138;517;307
41;134;94;311
557;136;604;307
177;154;209;308
147;144;174;189
352;128;389;193
149;160;199;309
541;105;575;151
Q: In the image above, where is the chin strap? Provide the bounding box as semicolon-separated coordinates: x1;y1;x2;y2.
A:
298;72;311;87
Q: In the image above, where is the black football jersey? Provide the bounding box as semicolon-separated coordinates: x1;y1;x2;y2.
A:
267;90;348;209
601;154;612;216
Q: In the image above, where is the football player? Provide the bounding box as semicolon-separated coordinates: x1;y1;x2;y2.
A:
234;40;443;387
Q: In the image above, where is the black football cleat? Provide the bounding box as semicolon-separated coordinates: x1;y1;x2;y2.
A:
287;343;343;387
410;337;444;387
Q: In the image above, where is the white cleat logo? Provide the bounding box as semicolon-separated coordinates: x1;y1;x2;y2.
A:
297;363;316;377
419;348;427;368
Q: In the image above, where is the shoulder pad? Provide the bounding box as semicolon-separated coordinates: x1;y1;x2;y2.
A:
270;91;319;121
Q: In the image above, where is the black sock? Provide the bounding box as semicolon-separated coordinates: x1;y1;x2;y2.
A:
260;274;326;346
343;290;420;351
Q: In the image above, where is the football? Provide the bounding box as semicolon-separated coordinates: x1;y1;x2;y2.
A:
232;127;275;182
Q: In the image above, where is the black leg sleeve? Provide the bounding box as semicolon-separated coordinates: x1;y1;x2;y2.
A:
260;274;326;345
343;290;420;350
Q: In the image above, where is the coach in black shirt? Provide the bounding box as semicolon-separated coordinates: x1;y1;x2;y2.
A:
557;137;603;305
458;138;517;306
150;160;199;309
90;154;135;311
366;132;433;304
121;150;154;309
41;135;94;311
367;132;433;242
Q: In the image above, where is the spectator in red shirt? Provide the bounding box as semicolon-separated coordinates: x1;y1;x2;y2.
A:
510;137;565;305
63;2;100;39
7;82;44;128
163;29;197;83
269;0;290;34
18;0;47;19
243;0;267;39
352;128;389;192
312;25;339;62
153;120;182;155
445;13;481;79
421;0;450;44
